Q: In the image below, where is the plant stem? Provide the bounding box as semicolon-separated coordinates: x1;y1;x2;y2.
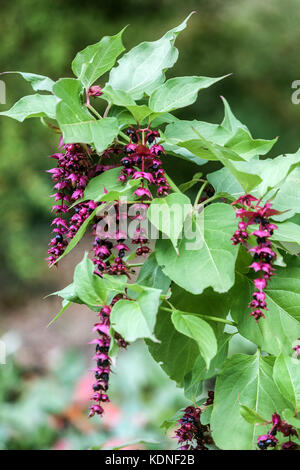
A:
200;193;222;206
194;181;208;207
160;305;237;327
119;130;131;143
86;103;102;119
103;103;111;118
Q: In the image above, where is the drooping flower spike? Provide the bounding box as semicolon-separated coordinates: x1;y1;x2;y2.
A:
175;393;215;450
231;195;280;321
257;413;298;450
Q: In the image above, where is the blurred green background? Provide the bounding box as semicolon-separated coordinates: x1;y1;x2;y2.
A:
0;0;299;449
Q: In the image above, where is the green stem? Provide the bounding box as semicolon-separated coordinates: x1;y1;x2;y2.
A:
194;181;208;207
103;103;111;118
119;130;131;143
160;305;237;327
86;103;102;119
198;193;221;207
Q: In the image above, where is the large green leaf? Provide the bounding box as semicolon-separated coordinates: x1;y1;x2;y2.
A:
146;306;199;385
155;203;238;294
1;71;55;91
184;333;232;400
272;220;300;246
107;13;194;99
136;253;171;294
273;353;300;412
230;262;300;355
73;253;125;307
186;132;262;193
110;285;161;342
72;28;126;89
147;193;192;253
207;167;244;200
0;94;57;121
82;167;138;202
149;75;226;113
101;85;136;106
271;166;300;222
53;78;119;152
171;310;217;368
211;352;290;450
164;97;276;163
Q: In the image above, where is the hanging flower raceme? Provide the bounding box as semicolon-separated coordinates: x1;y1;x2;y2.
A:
175;393;215;450
257;413;298;450
231;195;279;321
88;304;111;418
119;127;170;259
46;142;119;265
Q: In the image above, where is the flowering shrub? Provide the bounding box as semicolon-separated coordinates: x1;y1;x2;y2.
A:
1;13;300;450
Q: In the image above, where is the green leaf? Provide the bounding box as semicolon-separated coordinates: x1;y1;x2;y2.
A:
207;167;244;200
221;96;248;133
0;94;57;121
230;263;300;356
72;28;126;89
201;405;213;425
271;166;300;221
155;203;238;294
101;85;136;106
272;220;300;246
189;131;262;193
73;253;125;306
184;333;232;401
211;352;290;450
148;193;192;252
126;105;153;124
149;112;179;128
163;141;207;166
1;71;55;91
47;300;72;327
107;13;194;99
110;285;161;342
146;306;199;385
82;167;128;201
149;75;227;113
273;353;300;412
178;172;203;193
224;127;277;161
50;282;82;304
171;310;217;368
53;78;119;152
282;408;300;428
137;253;171;294
164;97;276;163
239;404;269;425
237;150;300;197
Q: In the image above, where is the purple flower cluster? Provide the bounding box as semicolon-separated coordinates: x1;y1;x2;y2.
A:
88;294;128;418
119;127;170;258
92;205;130;277
88;304;111;418
257;413;298;450
231;195;280;321
46;142;106;265
175;394;214;450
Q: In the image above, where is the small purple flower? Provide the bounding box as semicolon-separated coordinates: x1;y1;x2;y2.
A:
88;86;103;97
133;187;151;198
